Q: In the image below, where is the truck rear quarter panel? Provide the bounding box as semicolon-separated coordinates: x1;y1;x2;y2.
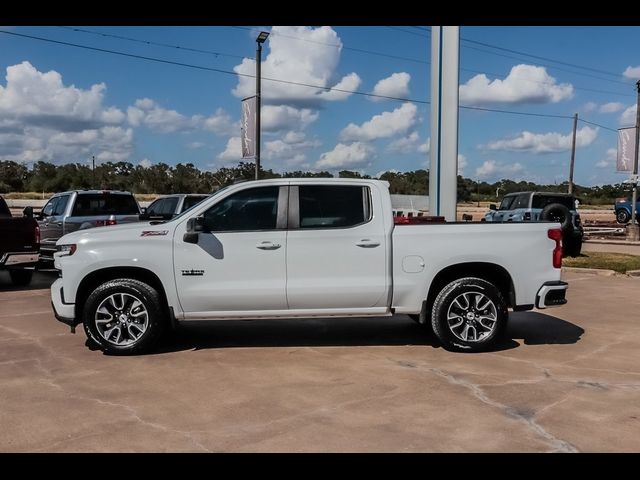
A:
391;222;561;313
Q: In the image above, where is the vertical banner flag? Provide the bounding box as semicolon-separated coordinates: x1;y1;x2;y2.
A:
241;96;257;158
617;127;636;172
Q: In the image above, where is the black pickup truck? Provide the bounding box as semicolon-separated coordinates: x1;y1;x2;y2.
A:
0;196;40;286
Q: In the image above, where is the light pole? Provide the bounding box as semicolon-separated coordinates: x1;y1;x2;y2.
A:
629;80;640;241
255;31;269;181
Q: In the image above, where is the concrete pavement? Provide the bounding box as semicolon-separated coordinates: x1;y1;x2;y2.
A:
1;270;639;452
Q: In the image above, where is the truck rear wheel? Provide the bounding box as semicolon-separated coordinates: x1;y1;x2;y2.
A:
431;277;507;352
83;278;165;354
9;269;33;286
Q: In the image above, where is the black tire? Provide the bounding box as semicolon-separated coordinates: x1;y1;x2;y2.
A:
563;237;582;257
83;278;166;354
9;269;33;286
616;209;631;224
540;203;572;232
431;277;508;352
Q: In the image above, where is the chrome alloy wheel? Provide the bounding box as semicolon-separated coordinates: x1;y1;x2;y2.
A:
95;293;149;346
446;291;498;343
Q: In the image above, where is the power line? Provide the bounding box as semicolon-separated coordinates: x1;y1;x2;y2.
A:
0;29;429;104
460;43;631;87
459;105;573;119
460;37;621;79
57;26;247;60
0;28;624;129
230;26;428;65
385;26;429;38
578;118;618;133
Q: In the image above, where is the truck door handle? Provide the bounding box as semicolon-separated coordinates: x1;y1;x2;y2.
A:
256;241;281;250
356;239;380;248
52;221;62;225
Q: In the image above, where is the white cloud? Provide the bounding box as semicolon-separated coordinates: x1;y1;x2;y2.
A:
475;160;524;181
203;108;237;136
0;62;134;164
316;142;375;169
0;61;125;129
217;136;242;162
620;104;636;126
457;154;468;176
596;148;617;168
263;131;321;167
340;103;418;142
484;126;598;154
262;105;319;132
599;102;625;114
623;66;640;80
418;138;430;154
371;72;410;101
139;158;152;169
459;64;573;105
187;141;205;149
582;102;597;113
126;98;203;133
375;169;399;178
232;26;360;106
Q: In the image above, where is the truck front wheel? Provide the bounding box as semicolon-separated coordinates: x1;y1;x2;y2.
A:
431;277;508;352
83;278;166;354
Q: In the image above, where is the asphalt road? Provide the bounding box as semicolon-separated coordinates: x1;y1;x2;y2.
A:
1;269;639;452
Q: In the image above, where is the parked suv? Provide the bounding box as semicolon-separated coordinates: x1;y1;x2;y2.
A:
139;194;210;222
614;196;640;224
483;191;583;257
37;190;141;262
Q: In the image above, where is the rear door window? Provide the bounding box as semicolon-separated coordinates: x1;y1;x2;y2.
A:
182;196;208;212
532;195;574;210
72;194;139;216
298;185;370;229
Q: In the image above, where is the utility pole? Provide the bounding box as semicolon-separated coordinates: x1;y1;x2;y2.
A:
92;155;95;189
568;113;578;194
629;81;640;241
255;31;269;181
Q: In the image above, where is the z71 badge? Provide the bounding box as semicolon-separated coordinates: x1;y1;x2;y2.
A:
181;269;205;276
141;230;169;237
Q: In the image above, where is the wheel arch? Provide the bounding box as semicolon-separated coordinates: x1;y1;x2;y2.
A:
75;267;170;322
426;262;515;311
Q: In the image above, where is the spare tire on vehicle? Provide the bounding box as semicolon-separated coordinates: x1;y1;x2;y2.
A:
540;203;572;232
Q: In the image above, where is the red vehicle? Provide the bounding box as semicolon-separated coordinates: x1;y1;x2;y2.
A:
0;196;40;286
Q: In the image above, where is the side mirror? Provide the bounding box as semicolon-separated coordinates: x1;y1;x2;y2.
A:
23;206;34;218
183;216;207;244
140;207;147;214
489;204;497;211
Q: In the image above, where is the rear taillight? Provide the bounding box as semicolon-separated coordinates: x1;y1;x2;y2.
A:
95;218;118;227
548;228;563;269
35;225;40;245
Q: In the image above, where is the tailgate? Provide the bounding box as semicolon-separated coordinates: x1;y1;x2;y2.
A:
0;218;38;251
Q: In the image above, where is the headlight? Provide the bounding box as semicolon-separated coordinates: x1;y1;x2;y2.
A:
57;244;77;257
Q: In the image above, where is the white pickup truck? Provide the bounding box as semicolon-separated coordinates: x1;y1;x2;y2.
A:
50;179;568;354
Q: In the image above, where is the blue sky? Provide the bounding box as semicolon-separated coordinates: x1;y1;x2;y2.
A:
0;25;638;185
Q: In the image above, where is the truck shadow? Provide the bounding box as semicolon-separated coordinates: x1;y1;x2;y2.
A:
0;270;58;292
145;311;583;354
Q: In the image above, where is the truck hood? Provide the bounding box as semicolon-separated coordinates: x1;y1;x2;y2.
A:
56;221;174;246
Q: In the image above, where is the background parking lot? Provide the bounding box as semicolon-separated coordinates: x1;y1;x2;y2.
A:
1;269;639;452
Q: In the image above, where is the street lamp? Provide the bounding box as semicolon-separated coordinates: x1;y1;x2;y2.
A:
255;31;269;181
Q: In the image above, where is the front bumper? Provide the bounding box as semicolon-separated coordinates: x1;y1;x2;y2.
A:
50;278;78;327
535;281;568;309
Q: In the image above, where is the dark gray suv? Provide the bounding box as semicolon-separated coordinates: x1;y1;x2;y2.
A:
483;191;583;257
